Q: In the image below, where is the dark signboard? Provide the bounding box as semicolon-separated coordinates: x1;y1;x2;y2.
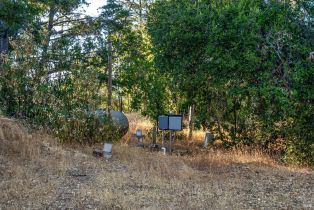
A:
158;114;182;131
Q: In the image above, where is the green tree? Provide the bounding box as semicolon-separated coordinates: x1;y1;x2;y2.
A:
148;0;314;163
0;0;118;143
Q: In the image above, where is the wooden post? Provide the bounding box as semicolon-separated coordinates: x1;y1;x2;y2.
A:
233;102;237;141
188;105;194;141
152;125;157;145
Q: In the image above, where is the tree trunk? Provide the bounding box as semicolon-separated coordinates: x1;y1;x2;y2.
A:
127;96;130;113
0;30;8;68
139;0;143;24
119;95;123;112
233;100;237;141
0;30;8;55
214;114;224;141
107;41;113;117
40;7;56;75
188;105;194;141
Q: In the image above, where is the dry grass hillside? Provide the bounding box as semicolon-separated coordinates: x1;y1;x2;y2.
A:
0;114;314;210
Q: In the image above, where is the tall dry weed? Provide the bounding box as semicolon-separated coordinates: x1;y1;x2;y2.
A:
0;117;40;159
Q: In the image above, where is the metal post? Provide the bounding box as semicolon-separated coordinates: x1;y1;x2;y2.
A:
169;130;172;155
152;126;157;145
161;129;166;155
162;129;165;147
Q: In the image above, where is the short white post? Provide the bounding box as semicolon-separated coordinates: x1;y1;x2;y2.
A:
103;143;113;160
161;129;166;154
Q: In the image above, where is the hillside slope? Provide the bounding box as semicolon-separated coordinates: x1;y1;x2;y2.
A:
0;117;313;209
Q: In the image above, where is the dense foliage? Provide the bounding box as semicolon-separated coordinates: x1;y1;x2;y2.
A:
0;0;313;163
148;0;314;164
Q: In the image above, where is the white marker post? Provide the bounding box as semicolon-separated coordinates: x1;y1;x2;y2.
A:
103;143;113;160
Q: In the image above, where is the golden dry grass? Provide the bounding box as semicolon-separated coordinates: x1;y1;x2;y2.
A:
179;128;207;141
1;115;314;209
121;113;154;145
0;117;40;160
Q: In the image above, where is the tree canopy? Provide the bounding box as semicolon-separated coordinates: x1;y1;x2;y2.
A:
0;0;313;164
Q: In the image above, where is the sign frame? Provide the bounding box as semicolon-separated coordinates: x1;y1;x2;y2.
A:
158;115;169;130
158;114;183;131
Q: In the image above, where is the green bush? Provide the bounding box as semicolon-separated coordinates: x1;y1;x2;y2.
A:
52;110;120;144
0;55;119;144
284;140;314;166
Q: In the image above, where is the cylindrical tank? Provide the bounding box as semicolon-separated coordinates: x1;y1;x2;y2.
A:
94;109;129;138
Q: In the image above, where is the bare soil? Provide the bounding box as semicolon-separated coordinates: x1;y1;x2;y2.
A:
0;117;314;210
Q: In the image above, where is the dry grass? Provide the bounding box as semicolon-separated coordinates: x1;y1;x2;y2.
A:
182;148;276;173
124;113;210;147
113;145;195;180
0;117;40;159
0;118;65;209
125;112;154;133
1;115;314;209
121;113;153;144
0;117;73;173
179;128;207;141
123;113;274;165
